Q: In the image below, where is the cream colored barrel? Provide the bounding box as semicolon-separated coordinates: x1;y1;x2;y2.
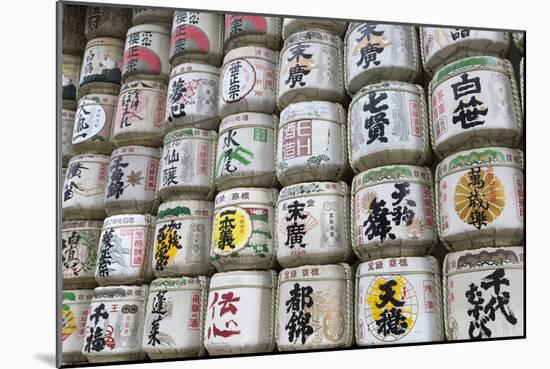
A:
81;285;148;363
436;147;524;252
224;15;282;51
204;270;277;355
215;112;277;190
421;27;510;76
356;256;443;345
169;11;224;66
104;146;161;215
276;263;353;350
158;128;217;201
351;165;437;261
152;200;215;277
276;182;351;268
277;30;345;109
348;81;430;172
143;277;208;359
210;188;278;272
165;63;221;131
79;37;124;96
61;289;93;365
121;24;170;83
61;220;102;289
444;246;524;340
345;23;421;95
282;18;347;39
429;56;522;158
94;214;155;286
62;109;76;167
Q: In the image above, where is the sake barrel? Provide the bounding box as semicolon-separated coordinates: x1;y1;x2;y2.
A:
513;32;525;55
429;56;522;158
169;11;224;66
277;101;347;186
165;63;220;131
277;30;345;109
143;277;208;359
95;214;155;286
224;14;282;51
62;221;102;289
132;8;173;27
82;285;148;363
211;188;278;272
79;37;124;96
436;147;524;252
276;263;353;350
104;146;161;215
153;200;215;277
345;23;421;95
62;5;86;55
351;165;437;261
421;27;510;76
62;55;81;109
348;81;430;173
113;79;167;147
61;289;93;365
84;6;132;40
520;57;524;115
219;46;277;117
282;18;347;39
215;112;277;190
356;256;443;345
62;154;109;220
276;182;351;268
444;246;524;340
62;109;76;167
158;128;217;201
122;24;170;83
204;270;277;355
72;94;118;155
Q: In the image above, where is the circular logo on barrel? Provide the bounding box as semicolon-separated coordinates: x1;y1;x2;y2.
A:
171;24;210;54
123;45;162;76
364;276;418;342
212;206;252;255
72;99;107;144
454;167;505;230
221;59;256;103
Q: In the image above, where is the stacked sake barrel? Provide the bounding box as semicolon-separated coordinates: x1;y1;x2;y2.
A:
419;27;524;341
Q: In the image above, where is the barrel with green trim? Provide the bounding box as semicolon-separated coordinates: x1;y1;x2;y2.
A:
351;165;437;261
152;200;215;277
61;289;93;365
436;147;524;252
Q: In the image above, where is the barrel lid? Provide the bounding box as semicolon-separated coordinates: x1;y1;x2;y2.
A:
352;165;433;193
170;62;220;79
120;79;167;92
351;81;421;106
280;101;344;126
223;45;277;65
279;181;349;201
111;145;162;159
62;54;82;64
102;213;154;228
68;153;111;165
432;56;511;86
164;127;217;144
62;289;94;304
219;112;275;133
215;187;277;208
86;37;125;49
444;246;524;275
209;270;275;289
92;285;148;300
149;276;206;291
436;147;524;181
126;23;170;37
283;29;341;50
357;256;438;277
279;263;350;283
156;200;214;221
78;93;119;105
62;220;104;230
